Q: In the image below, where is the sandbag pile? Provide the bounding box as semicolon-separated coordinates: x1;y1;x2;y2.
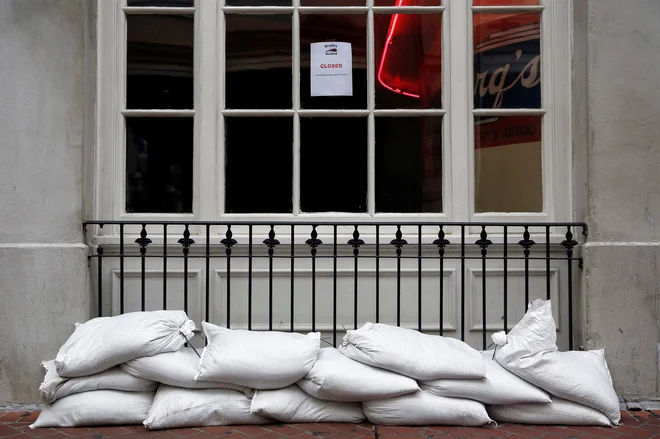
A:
31;300;621;429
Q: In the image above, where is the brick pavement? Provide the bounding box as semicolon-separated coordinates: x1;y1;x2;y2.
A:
0;410;658;439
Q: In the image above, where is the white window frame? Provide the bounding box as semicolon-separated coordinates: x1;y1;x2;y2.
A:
94;0;573;238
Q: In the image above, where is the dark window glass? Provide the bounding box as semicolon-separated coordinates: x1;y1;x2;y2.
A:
127;15;194;109
226;15;292;109
226;0;291;6
376;117;442;213
225;117;293;213
300;118;367;212
374;0;440;5
475;115;542;212
127;0;194;6
474;13;541;109
300;0;364;5
300;14;367;110
125;118;193;214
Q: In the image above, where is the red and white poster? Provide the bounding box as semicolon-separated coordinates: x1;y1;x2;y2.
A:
310;42;353;97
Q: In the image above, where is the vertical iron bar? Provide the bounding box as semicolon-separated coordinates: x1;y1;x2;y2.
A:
307;225;322;333
205;224;210;323
178;225;194;316
348;226;364;330
120;224;125;314
221;226;239;329
390;225;406;327
561;226;578;351
417;225;422;332
476;226;492;351
163;224;167;310
460;225;465;341
546;225;551;300
503;225;508;332
97;246;103;317
333;225;338;346
354;246;358;330
376;225;380;324
519;226;535;314
291;225;294;332
263;225;279;332
249;225;253;330
138;224;150;312
434;226;448;337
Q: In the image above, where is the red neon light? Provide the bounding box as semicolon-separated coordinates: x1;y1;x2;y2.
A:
377;0;421;98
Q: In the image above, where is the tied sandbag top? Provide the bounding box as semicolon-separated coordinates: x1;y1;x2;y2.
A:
54;310;196;378
195;322;321;389
492;299;621;425
339;322;486;380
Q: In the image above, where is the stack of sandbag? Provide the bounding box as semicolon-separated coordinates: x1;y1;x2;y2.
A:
143;321;334;429
31;310;196;428
338;323;493;426
489;299;621;427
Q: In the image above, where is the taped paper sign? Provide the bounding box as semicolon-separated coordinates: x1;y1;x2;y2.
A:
310;42;353;97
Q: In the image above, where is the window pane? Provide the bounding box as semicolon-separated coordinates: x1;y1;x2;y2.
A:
301;118;367;212
374;0;441;6
226;0;291;6
127;15;193;110
375;13;442;109
474;13;541;109
128;0;194;5
301;0;364;5
126;118;193;214
225;117;293;213
473;0;539;5
301;15;367;110
376;117;442;213
475;116;542;212
226;15;292;109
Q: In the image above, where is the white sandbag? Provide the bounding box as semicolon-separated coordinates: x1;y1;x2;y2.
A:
144;385;268;430
195;322;321;389
339;322;485;380
30;390;154;428
362;390;492;426
487;396;613;426
40;360;157;403
120;347;244;391
55;310;196;377
420;351;551;405
492;299;620;424
297;347;419;402
251;385;365;423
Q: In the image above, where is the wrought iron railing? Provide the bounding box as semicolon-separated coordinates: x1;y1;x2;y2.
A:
83;221;587;350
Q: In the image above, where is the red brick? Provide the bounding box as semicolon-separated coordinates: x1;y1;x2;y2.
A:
376;426;426;436
263;425;307;437
246;432;287;439
0;413;26;423
231;426;279;437
493;425;545;438
0;424;22;438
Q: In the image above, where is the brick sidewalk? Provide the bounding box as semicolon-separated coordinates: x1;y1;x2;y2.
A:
1;411;658;438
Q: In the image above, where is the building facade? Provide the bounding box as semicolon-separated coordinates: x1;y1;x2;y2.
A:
0;0;658;407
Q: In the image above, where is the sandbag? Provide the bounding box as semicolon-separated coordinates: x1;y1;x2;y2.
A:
120;347;244;390
40;360;157;403
30;390;154;428
493;299;620;424
420;351;550;405
297;347;418;402
339;323;485;380
487;396;613;426
362;390;492;426
195;322;321;389
144;385;268;430
55;310;196;377
251;385;365;423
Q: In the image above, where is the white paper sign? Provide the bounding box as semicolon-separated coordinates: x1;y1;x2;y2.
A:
310;42;353;97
